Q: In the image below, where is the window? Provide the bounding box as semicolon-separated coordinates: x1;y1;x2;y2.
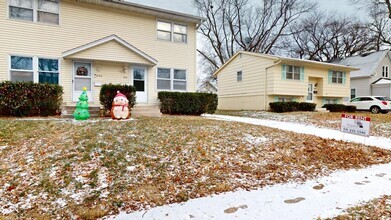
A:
38;58;59;84
324;98;338;104
157;21;171;41
286;65;301;80
173;24;187;43
276;97;294;102
10;56;34;82
383;65;389;78
237;71;242;82
157;20;187;43
9;0;33;21
331;71;343;84
350;88;356;99
157;68;187;91
10;55;59;84
9;0;59;25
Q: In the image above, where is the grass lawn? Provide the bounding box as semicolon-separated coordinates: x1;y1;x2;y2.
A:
215;110;391;138
327;195;391;219
1;116;391;219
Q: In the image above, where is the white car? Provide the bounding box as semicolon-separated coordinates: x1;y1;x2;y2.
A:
345;96;391;114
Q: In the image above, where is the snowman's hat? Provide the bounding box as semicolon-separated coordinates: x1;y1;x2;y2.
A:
115;91;127;99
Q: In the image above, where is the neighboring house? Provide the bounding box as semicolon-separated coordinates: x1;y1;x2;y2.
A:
197;80;217;93
214;51;358;111
0;0;204;108
333;50;391;99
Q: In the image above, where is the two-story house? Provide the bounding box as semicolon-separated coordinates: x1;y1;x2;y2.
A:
214;51;359;110
0;0;204;110
333;50;391;99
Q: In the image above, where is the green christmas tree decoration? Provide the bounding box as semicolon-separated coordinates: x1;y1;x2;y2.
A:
73;87;90;120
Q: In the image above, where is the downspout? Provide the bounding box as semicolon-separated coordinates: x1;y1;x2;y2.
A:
264;59;282;110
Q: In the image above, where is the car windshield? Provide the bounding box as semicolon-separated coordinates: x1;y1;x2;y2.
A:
375;97;391;101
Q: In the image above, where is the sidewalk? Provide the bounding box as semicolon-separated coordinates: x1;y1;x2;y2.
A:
114;163;391;220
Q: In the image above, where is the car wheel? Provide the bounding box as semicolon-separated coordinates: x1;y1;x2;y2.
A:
370;106;380;114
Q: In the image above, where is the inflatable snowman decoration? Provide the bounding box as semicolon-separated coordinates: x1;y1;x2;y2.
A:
111;91;130;120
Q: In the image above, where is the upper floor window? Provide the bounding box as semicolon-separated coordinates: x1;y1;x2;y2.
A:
157;21;187;43
237;71;242;82
286;65;300;80
9;0;59;25
157;68;187;91
331;70;344;84
383;65;389;78
10;55;59;84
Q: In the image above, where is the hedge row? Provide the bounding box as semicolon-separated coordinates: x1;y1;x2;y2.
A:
322;104;356;112
99;84;136;111
158;91;217;115
269;102;317;113
0;81;63;116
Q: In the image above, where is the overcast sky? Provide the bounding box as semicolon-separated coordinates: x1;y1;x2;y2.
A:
126;0;360;17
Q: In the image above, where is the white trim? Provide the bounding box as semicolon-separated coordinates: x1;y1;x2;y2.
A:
72;60;93;102
383;65;389;78
131;65;148;103
74;0;205;25
62;35;158;65
8;54;60;83
8;0;60;25
156;67;188;92
156;19;188;44
306;83;314;102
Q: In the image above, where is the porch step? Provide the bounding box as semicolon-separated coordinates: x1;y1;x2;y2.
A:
316;108;330;113
61;106;101;118
131;105;162;117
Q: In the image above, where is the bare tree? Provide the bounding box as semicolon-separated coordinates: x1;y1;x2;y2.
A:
282;12;378;61
195;0;315;79
352;0;391;18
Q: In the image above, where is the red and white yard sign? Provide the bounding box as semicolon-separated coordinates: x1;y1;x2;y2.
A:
341;114;371;137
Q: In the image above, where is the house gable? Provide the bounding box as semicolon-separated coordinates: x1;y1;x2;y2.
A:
62;35;158;65
333;50;389;78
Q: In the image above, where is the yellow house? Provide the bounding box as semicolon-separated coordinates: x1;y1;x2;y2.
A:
214;51;359;110
0;0;204;110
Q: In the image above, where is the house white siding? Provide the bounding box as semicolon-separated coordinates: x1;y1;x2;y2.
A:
0;0;199;106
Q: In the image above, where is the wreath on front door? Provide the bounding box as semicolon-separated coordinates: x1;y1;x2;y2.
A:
76;66;89;76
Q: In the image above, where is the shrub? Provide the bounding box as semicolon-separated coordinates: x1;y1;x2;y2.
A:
158;91;217;115
99;84;136;111
0;81;63;117
269;102;299;113
298;102;317;111
345;105;357;113
269;102;317;113
322;104;356;112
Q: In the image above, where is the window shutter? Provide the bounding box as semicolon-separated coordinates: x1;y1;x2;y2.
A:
281;64;286;80
274;96;279;102
328;70;332;84
342;72;346;85
300;67;304;81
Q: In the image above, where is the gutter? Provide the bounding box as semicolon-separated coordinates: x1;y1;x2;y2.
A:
264;59;282;110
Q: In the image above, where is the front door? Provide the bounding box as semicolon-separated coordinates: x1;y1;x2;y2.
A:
307;83;313;102
132;66;147;103
73;61;92;102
